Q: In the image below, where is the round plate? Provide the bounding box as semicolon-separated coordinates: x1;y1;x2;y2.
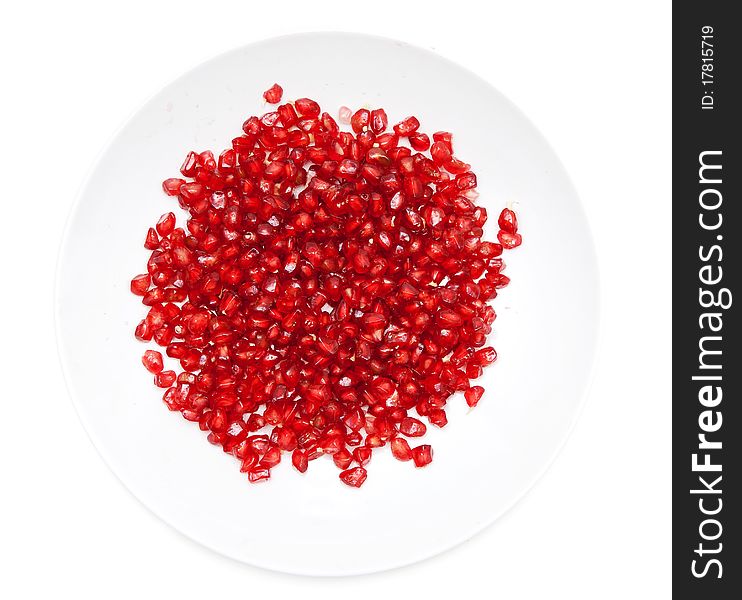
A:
56;33;599;576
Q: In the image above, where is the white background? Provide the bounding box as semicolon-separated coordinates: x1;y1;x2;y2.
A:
0;0;671;597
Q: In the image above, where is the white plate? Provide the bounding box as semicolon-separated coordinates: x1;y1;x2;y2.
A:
56;33;599;576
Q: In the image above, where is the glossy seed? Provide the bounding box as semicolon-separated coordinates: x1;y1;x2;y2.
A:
155;370;176;388
465;386;484;407
339;466;368;487
400;417;427;437
498;230;523;249
130;274;150;296
393;116;420;136
263;83;283;104
411;445;433;467
391;437;412;461
142;350;164;374
156;212;176;236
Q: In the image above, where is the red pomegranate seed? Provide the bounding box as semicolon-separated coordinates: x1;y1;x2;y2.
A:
155;370;176;388
445;157;471;174
409;132;430;151
473;347;497;366
276;427;298;451
350;109;370;133
295;98;320;117
261;445;282;468
400;417;426;437
263;83;283;104
239;449;259;471
498;208;518;234
156;212;176;237
430;141;452;166
352;446;372;467
180;151;197;177
292;449;308;473
498;230;523;249
391;437;412;461
333;448;353;470
393;116;420;136
248;468;271;483
130;274;150;296
457;172;477;190
428;409;448;428
370;108;388;134
465;385;484;407
142;350;163;374
436;309;463;328
339;466;368;488
135;319;152;341
162;178;185;196
143;228;159;250
433;131;453;151
131;87;521;487
411;445;433;468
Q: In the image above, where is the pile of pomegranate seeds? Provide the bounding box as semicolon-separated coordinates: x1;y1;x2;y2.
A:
131;85;521;488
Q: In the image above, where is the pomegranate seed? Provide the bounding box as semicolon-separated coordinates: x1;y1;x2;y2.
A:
400;417;426;437
162;178;185;196
473;347;497;366
391;437;412;461
370;108;388;134
456;172;477;190
142;350;163;374
263;83;283;104
276;427;298;451
135;319;152;341
497;230;523;249
393;116;420;137
130;274;150;296
411;445;433;468
131;87;521;487
352;446;372;466
144;227;159;250
239;449;259;471
428;409;448;428
261;445;282;468
498;208;518;233
295;98;320;117
351;109;370;133
432;131;453;150
248;468;271;483
156;212;176;237
333;449;353;470
430;141;452;166
409;132;430;151
436;309;463;328
292;449;308;473
338;106;352;124
155;370;176;388
445;157;471;174
465;385;484;407
339;466;368;488
180;151;198;177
